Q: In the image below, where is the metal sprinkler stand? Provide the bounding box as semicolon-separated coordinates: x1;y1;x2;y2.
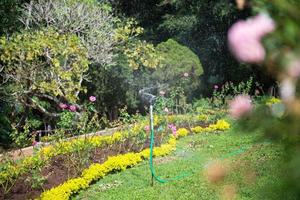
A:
149;102;154;186
138;87;157;186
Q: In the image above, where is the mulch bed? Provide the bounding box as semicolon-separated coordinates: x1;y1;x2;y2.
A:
0;134;164;200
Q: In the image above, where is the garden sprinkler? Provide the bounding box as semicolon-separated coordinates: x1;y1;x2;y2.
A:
139;84;192;186
139;86;158;186
139;85;267;186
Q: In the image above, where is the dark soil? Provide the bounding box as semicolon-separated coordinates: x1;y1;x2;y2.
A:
0;134;164;200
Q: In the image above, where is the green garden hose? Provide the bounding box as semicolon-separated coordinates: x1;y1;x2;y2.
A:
149;104;192;184
140;87;268;185
148;103;270;185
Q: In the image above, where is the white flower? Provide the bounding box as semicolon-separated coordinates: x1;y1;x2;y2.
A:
280;78;295;101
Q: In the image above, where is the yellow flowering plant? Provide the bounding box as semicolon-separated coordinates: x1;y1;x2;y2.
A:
0;115;230;196
40;136;176;200
39;118;231;200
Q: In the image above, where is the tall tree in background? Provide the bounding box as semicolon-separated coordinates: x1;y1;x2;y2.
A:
109;0;275;96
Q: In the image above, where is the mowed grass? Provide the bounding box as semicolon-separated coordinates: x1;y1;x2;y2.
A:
73;126;290;200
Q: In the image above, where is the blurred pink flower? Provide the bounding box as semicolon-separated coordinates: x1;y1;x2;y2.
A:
229;95;253;119
280;78;295;101
89;95;96;102
228;13;275;63
144;125;150;132
59;103;68;109
159;91;165;96
214;85;219;89
287;59;300;78
164;107;169;113
32;141;37;146
69;105;77;112
183;72;189;77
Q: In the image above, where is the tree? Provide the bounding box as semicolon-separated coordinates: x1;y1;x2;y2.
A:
20;0;115;66
153;39;203;100
0;29;89;118
109;0;273;96
85;19;161;120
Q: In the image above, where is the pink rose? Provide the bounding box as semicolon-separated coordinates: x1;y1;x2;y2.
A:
214;85;219;89
59;103;68;109
228;13;275;63
69;105;77;112
229;95;253;119
89;95;96;102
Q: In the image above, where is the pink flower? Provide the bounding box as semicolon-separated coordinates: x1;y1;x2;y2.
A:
144;125;150;132
59;103;68;109
168;124;174;129
89;95;96;102
228;13;275;63
32;141;37;146
172;131;177;137
168;124;177;135
159;91;165;96
214;85;219;89
164;107;169;113
229;95;253;119
183;72;189;77
287;59;300;78
69;105;77;112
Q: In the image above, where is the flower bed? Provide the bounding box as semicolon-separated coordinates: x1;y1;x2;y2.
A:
40;136;177;200
0;114;206;189
0;114;229;200
39;119;230;200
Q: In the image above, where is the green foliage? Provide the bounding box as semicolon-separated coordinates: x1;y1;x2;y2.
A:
115;19;162;69
156;39;203;77
57;111;76;130
154;96;175;114
212;77;254;107
0;29;89;117
10;121;32;149
153;39;203;100
0;103;12;147
25;168;46;190
21;0;115;65
0;0;28;35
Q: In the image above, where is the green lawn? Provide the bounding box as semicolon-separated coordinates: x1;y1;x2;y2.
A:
73;127;290;200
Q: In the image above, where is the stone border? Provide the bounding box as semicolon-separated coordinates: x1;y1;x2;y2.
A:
0;125;131;161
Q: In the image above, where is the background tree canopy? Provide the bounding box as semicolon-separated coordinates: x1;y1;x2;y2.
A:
0;0;277;148
109;0;275;95
153;39;203;100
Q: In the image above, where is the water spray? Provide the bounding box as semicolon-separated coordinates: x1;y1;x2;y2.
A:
139;85;191;186
138;85;264;186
